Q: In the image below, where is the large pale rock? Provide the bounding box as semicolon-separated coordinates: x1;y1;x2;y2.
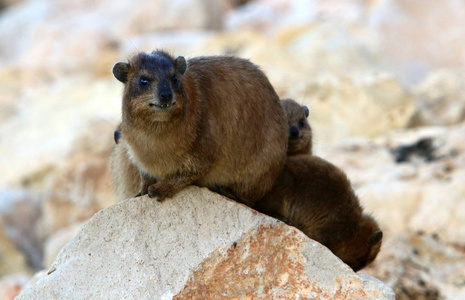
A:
0;223;28;277
42;223;83;269
319;122;465;246
0;189;41;269
17;187;394;299
368;0;465;83
0;0;228;80
317;122;465;299
364;232;465;300
0;79;120;187
302;73;416;144
412;70;465;126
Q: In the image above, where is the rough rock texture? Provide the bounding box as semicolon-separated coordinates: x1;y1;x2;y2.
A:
368;0;465;83
365;232;465;300
318;121;465;299
302;73;416;144
320;122;465;245
17;187;394;299
412;70;465;126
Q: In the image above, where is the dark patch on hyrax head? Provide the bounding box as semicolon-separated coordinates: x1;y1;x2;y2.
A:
113;62;130;83
114;130;122;144
369;230;383;245
303;105;309;117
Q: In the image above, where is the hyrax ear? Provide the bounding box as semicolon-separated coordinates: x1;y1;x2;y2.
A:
174;56;187;75
303;105;309;118
113;62;130;83
369;231;383;245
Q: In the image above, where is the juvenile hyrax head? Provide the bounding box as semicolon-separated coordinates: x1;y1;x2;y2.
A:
113;50;187;123
339;214;383;272
280;99;312;155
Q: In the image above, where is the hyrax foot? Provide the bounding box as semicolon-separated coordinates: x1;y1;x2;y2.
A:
135;186;149;198
147;181;178;202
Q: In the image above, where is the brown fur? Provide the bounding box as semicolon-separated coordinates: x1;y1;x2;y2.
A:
112;50;288;205
254;155;382;271
110;130;141;201
281;99;312;155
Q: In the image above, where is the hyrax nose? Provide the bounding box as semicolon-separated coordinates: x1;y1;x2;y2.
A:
290;126;299;139
159;91;173;102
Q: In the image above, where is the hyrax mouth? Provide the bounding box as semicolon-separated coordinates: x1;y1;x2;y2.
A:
149;102;175;109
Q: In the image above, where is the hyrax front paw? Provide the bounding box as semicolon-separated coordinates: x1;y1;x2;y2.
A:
135;184;151;197
135;187;148;198
147;181;177;202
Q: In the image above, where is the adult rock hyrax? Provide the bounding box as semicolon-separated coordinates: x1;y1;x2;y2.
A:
281;99;312;155
112;50;288;205
254;155;383;271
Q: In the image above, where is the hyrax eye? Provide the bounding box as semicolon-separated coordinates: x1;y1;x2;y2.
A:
299;119;306;128
172;75;178;84
139;77;149;86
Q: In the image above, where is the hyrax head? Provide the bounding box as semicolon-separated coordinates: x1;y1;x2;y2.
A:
280;99;312;155
113;50;187;123
338;214;383;272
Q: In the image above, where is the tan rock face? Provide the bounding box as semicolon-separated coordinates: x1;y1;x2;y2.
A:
0;224;27;277
304;73;416;144
364;232;465;300
412;70;465;126
318;122;465;299
368;0;465;83
16;187;394;299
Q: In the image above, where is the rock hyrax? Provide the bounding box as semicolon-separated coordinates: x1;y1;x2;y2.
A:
281;99;312;155
112;50;288;205
254;155;383;271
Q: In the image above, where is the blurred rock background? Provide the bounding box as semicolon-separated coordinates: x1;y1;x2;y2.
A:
0;0;464;299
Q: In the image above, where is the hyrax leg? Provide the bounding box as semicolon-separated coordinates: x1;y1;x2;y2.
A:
146;172;200;202
135;173;157;198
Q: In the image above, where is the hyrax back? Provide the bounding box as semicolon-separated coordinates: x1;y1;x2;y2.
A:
280;99;312;155
254;155;383;271
112;50;288;205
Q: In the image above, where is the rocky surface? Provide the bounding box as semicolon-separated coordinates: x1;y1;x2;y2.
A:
16;187;395;299
318;121;465;299
1;0;465;299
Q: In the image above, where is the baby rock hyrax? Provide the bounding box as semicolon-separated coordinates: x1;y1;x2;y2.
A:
112;50;288;205
281;99;312;155
254;155;383;271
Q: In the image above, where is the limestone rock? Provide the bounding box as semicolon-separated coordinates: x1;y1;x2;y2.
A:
302;73;416;145
34;118;116;240
412;70;465;126
368;0;465;83
320;122;465;246
364;232;465;300
17;187;394;299
0;223;28;277
0;79;121;187
0;189;41;269
43;223;82;269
